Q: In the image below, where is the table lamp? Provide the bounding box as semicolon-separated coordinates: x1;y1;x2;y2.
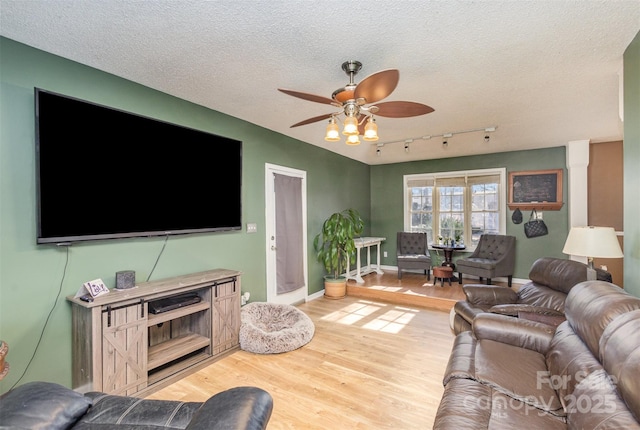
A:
562;226;623;280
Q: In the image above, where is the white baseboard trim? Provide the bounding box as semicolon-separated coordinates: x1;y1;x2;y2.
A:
307;289;325;302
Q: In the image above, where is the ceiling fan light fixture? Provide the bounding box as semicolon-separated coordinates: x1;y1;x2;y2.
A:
342;116;359;135
324;118;340;141
346;134;361;146
363;116;379;141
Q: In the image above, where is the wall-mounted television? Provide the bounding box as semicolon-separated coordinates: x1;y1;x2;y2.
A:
35;88;242;244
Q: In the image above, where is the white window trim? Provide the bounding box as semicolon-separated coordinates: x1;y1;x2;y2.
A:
403;167;507;250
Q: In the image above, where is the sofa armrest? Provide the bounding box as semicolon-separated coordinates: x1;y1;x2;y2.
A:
472;313;556;354
463;284;518;306
186;386;273;430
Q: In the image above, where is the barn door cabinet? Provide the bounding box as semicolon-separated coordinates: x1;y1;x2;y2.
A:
67;269;241;396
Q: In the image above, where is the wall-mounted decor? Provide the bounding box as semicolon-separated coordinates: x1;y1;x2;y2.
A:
508;169;564;210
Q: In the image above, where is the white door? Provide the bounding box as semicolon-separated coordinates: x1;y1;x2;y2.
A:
265;163;307;304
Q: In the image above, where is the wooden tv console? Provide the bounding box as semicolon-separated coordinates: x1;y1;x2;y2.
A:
66;268;241;396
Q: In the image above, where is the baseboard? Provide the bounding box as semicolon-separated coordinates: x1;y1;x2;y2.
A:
386;264;527;287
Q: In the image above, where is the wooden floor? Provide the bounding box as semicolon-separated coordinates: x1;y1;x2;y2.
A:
146;270;509;429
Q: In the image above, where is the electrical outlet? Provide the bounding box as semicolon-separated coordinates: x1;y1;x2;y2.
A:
383;251;388;257
535;212;543;220
246;223;257;233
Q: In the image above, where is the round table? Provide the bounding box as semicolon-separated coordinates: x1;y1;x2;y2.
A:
431;244;466;270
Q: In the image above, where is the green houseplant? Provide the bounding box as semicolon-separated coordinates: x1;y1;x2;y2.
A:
313;208;364;299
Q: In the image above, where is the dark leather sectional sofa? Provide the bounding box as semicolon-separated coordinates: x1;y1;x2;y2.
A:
434;280;640;428
0;381;273;429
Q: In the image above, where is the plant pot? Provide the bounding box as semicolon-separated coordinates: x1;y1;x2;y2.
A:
323;276;347;299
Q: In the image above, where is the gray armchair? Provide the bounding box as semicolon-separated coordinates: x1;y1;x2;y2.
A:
396;232;431;280
456;234;516;287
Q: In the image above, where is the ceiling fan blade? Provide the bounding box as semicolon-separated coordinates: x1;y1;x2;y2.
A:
373;101;435;118
278;89;336;106
290;113;333;128
354;69;399;104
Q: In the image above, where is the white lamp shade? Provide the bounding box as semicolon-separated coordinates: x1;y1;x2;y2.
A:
562;226;623;259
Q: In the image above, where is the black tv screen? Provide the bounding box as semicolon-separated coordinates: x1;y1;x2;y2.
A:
35;88;242;244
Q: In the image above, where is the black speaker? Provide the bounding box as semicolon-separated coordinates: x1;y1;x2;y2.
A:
115;270;136;290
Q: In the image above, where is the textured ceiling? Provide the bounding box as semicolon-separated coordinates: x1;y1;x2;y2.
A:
1;1;639;165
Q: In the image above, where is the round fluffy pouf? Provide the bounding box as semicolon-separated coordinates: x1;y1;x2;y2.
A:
240;302;315;354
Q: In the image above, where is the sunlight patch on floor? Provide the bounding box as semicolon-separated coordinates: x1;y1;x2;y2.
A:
322;299;418;333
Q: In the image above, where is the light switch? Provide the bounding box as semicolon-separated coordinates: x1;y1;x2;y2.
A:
247;223;257;233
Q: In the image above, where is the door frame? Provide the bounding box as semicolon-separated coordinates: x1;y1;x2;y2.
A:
265;163;308;304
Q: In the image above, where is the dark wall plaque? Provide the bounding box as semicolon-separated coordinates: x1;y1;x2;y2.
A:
508;169;563;210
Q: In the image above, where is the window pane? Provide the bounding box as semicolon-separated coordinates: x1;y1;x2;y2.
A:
405;171;502;249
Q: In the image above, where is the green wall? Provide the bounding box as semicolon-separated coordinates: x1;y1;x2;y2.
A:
0;37;370;391
624;31;640;296
370;147;568;279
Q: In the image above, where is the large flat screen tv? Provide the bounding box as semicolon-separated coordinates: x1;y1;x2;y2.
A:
35;88;242;244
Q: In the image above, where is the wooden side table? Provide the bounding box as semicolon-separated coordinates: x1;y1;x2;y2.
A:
433;266;454;287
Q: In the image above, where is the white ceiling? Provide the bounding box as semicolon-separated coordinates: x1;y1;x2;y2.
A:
1;1;639;165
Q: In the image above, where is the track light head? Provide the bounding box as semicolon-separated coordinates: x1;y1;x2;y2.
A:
484;135;490;142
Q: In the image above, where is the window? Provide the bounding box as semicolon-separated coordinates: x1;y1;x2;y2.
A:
404;168;506;249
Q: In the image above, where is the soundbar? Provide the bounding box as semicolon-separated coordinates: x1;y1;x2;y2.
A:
148;293;201;314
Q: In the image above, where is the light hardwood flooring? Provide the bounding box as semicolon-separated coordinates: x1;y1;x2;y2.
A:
147;271;508;428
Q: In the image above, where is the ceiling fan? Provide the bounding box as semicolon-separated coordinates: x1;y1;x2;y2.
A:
278;60;434;144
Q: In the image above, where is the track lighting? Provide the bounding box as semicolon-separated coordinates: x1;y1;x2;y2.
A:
376;143;383;156
404;139;412;153
370;126;497;152
442;133;452;147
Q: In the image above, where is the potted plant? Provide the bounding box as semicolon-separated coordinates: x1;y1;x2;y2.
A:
313;208;364;299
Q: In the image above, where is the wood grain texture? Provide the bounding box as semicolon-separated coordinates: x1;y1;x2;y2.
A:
146;294;456;429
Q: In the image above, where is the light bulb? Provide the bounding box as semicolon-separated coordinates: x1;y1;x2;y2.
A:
363;117;378;141
346;134;360;145
342;116;359;136
324;118;340;141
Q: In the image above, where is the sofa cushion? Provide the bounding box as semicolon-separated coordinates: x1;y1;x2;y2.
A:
545;321;605;412
565;281;640;357
528;257;589;295
567;369;640;430
0;381;92;430
433;378;567;430
516;283;569;312
599;309;640;422
76;392;202;429
443;331;564;417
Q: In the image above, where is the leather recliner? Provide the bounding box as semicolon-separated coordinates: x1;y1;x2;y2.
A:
0;382;273;430
452;257;601;334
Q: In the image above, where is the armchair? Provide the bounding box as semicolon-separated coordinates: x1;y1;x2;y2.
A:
456;234;516;287
452;257;603;334
396;232;431;280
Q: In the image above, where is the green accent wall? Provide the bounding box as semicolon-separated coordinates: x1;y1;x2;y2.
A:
624;31;640;296
370;147;568;279
0;37;370;391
